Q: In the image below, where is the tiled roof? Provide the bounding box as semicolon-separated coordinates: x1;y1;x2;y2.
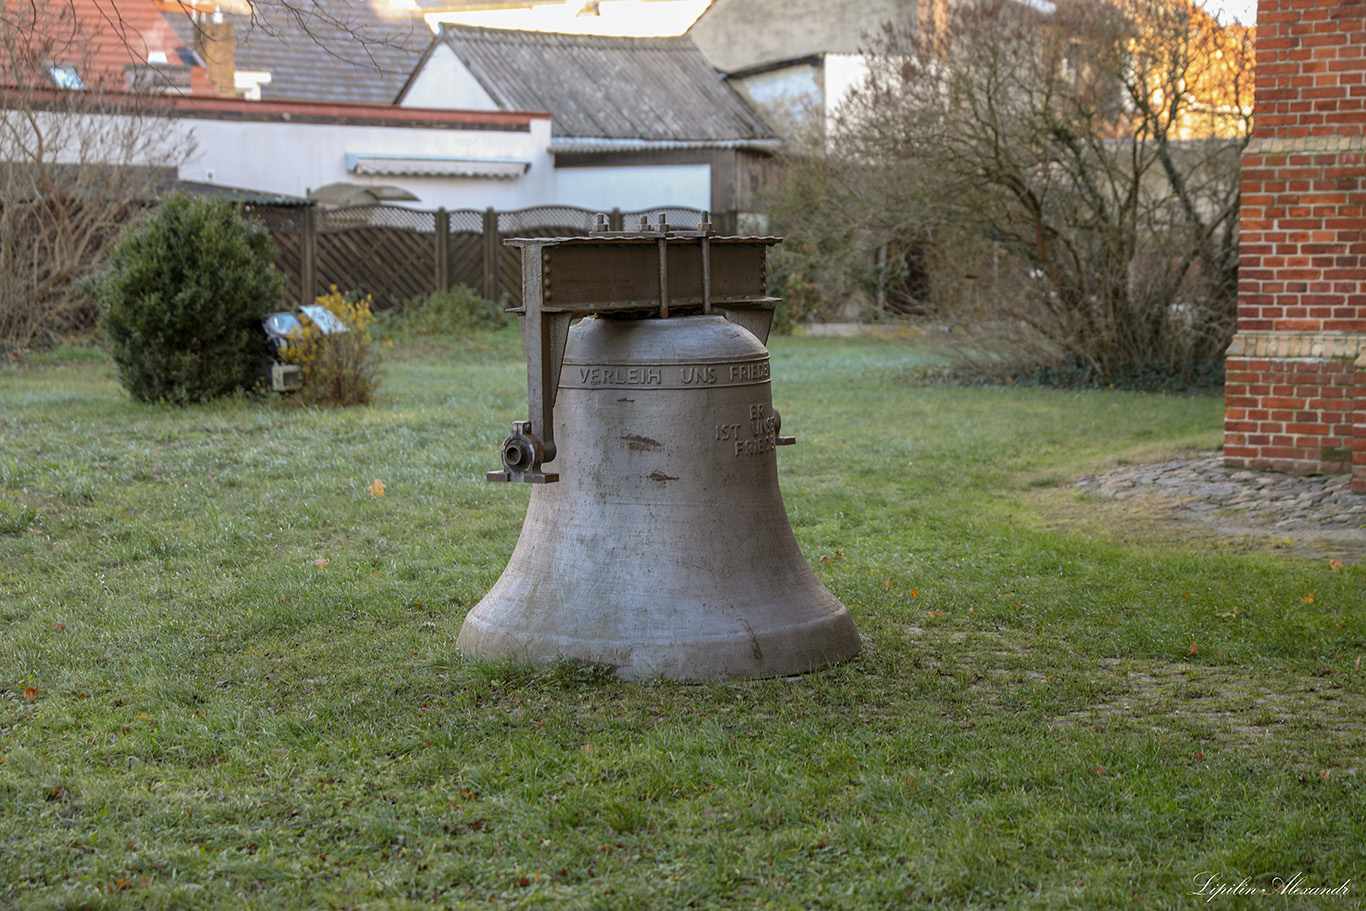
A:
163;0;432;104
422;25;777;144
4;0;216;95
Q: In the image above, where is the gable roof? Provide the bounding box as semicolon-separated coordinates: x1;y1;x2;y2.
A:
163;0;432;104
2;0;216;95
416;25;778;146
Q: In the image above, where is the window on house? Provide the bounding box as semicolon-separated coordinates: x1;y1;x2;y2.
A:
46;63;86;90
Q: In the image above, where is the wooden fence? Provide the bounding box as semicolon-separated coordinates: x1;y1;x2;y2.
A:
243;203;716;310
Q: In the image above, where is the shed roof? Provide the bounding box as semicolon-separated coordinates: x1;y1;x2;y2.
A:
418;25;777;144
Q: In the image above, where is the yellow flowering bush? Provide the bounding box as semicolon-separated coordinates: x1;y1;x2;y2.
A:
280;287;381;406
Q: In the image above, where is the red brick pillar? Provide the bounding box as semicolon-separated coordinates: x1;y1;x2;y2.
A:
1357;351;1366;487
1224;0;1366;492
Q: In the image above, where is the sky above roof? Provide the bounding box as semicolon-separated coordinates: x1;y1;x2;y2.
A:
432;0;1258;34
1201;0;1256;25
426;0;710;36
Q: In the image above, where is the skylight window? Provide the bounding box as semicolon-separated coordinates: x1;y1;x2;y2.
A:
46;63;85;90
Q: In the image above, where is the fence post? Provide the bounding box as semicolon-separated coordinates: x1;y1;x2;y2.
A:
482;207;500;301
301;204;318;305
609;207;623;232
435;207;450;295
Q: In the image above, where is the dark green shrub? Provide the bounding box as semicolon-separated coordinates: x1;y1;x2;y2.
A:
85;194;286;404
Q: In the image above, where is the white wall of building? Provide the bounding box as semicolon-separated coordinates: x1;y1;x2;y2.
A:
174;113;556;210
823;53;870;123
728;54;869;136
398;44;500;111
554;164;712;212
734;64;821;113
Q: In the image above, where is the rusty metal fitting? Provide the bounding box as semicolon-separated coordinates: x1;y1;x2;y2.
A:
487;421;559;483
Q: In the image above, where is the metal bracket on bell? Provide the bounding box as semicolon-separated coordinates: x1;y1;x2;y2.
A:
488;214;784;483
487;421;559;484
773;408;796;447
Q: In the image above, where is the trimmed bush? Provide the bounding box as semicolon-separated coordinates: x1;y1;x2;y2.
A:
86;194;286;404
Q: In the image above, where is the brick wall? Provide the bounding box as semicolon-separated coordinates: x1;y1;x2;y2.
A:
1224;0;1366;492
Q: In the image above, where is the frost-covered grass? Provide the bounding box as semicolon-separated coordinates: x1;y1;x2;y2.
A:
1;331;1362;910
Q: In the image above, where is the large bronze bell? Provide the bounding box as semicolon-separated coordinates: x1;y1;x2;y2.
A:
457;215;860;680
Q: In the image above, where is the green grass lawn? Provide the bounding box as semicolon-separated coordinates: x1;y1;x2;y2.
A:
1;330;1362;910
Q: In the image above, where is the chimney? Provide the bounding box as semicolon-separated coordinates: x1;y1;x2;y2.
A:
197;18;236;98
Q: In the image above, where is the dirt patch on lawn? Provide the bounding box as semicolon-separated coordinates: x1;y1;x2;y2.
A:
1025;452;1366;563
1056;659;1365;773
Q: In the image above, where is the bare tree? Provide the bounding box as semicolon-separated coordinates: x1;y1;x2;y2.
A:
0;0;196;352
769;0;1253;383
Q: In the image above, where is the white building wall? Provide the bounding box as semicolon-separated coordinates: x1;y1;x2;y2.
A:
398;45;500;110
175;114;555;210
733;65;821;114
728;55;868;136
554;164;711;212
823;53;870;123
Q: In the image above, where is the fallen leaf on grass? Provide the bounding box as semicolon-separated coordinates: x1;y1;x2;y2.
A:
368;478;386;497
1330;558;1344;572
314;557;329;569
1303;594;1315;604
1189;641;1198;656
23;686;38;701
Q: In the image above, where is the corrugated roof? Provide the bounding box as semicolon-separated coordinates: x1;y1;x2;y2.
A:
428;25;777;144
163;0;431;104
